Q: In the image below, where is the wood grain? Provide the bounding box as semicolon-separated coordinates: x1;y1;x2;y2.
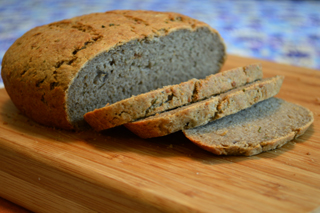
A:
0;197;31;213
0;55;320;213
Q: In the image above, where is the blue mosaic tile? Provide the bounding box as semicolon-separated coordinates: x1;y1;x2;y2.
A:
1;0;320;87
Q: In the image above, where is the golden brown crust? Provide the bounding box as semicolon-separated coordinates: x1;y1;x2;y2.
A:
1;10;226;129
191;132;297;156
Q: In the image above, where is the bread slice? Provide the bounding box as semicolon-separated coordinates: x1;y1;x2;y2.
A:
183;98;314;156
84;64;263;131
1;10;226;130
125;75;284;138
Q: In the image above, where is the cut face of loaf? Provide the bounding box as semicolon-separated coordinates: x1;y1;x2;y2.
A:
125;75;284;138
1;10;226;130
183;98;314;156
84;64;263;131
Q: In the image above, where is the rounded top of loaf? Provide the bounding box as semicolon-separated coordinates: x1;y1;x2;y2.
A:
1;10;225;130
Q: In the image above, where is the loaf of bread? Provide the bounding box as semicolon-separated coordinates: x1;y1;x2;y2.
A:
125;75;284;138
84;64;263;131
1;10;226;130
183;98;314;156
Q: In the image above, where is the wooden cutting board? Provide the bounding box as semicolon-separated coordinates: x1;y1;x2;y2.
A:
0;55;320;213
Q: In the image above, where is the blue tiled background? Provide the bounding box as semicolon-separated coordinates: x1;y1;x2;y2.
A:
1;0;320;88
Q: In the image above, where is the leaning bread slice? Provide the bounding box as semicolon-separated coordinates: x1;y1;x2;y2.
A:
84;64;263;131
183;98;314;156
125;75;284;138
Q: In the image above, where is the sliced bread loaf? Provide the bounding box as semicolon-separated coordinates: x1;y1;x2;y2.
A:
183;98;314;156
125;75;284;138
84;64;263;131
1;10;226;130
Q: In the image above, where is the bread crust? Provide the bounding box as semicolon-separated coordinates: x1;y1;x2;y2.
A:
1;10;226;130
84;64;263;131
125;76;284;138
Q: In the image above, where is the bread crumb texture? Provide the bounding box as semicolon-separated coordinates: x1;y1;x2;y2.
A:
125;76;284;138
183;98;314;156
